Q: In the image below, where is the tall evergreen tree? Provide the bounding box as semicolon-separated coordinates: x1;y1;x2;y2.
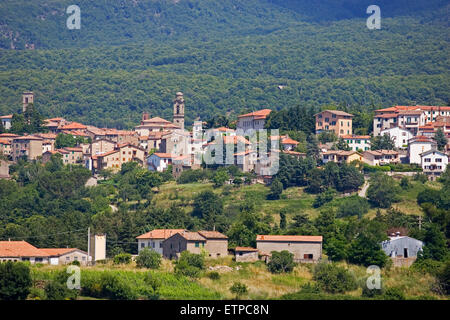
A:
434;128;448;151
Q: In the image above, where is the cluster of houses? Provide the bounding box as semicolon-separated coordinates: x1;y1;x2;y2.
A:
314;107;450;180
1;92;449;182
0;229;424;269
136;228;423;267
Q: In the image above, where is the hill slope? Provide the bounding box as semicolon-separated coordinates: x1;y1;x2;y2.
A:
0;1;448;128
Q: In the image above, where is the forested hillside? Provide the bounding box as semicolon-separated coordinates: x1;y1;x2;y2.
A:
0;0;448;128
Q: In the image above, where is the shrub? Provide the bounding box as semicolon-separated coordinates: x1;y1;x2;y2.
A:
44;281;73;300
71;260;80;266
337;196;369;218
135;248;161;269
313;188;336;208
267;250;296;274
230;282;248;299
0;261;32;300
100;273;136;300
113;253;132;265
174;251;205;278
313;263;357;294
382;287;405;300
28;287;46;300
439;261;450;295
361;278;384;298
413;173;428;183
207;271;220;280
399;177;411;190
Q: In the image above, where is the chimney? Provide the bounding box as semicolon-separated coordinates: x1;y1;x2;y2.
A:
396;231;401;237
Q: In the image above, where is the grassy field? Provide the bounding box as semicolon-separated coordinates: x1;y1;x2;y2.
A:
28;256;445;300
150;176;439;225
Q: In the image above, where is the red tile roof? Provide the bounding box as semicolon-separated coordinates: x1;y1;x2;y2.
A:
0;114;13;119
238;109;272;119
178;232;207;241
60;122;87;130
198;231;228;239
0;241;49;257
256;235;323;242
281;137;299;145
136;229;185;240
40;248;86;256
151;152;173;158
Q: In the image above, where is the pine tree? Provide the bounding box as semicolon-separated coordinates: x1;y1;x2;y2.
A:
434;128;448;151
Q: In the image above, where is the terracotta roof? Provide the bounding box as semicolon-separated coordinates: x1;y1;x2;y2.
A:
256;235;323;242
235;247;258;252
46;117;65;122
40;248;86;256
281;138;300;145
95;149;119;157
60;122;87;130
142;117;173;124
0;133;19;138
0;241;49;257
198;231;228;239
376;106;450;113
364;150;398;156
341;135;371;139
223;135;251;145
35;133;57;139
213;127;235;133
315;110;353;117
0;114;13;119
283;150;306;156
409;136;435;143
177;231;206;241
13;135;43;141
136;229;185;240
151;152;173;158
0;139;11;145
238;109;272;119
376;113;398;119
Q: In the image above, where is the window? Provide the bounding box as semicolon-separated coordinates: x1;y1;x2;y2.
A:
436;158;442;162
304;254;313;259
425;158;431;162
82;257;86;261
195;242;199;248
141;243;145;248
74;256;78;261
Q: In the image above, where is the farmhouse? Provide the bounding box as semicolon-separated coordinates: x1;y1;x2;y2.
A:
136;229;185;255
256;235;322;263
41;248;89;266
162;230;228;259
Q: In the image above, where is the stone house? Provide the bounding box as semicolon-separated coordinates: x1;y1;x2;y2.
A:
11;135;43;161
256;235;323;263
198;231;228;259
136;229;185;255
162;230;228;259
162;231;207;259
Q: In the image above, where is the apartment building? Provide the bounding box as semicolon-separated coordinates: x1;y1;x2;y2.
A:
315;110;353;137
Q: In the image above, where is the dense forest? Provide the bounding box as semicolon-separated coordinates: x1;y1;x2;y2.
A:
0;0;448;128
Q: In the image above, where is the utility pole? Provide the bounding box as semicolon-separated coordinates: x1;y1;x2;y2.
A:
88;227;91;263
418;216;422;230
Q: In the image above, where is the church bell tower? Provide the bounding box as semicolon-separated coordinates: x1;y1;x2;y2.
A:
173;92;185;130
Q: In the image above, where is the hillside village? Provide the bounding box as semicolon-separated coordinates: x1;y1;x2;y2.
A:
0;91;449;300
1;92;449;182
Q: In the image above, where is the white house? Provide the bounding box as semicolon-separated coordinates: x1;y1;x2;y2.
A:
380;127;414;149
420;149;449;180
0;114;12;130
408;136;437;165
342;135;371;151
147;152;173;172
281;137;300;151
136;229;185;254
